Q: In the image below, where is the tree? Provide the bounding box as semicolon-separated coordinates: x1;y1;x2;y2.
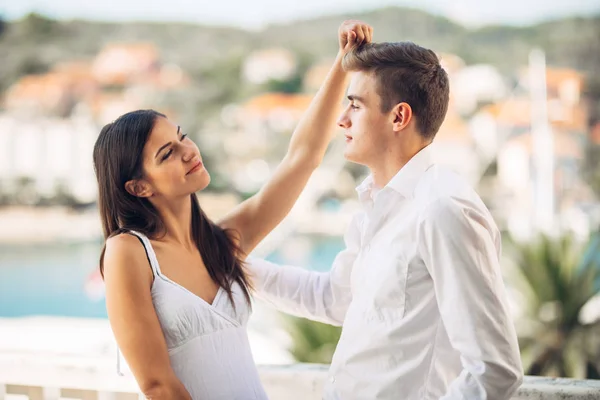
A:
263;50;313;94
0;14;6;37
20;12;57;38
264;74;303;94
583;77;600;200
284;315;341;363
504;233;600;378
583;142;600;200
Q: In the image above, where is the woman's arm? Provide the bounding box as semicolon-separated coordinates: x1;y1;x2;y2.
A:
103;234;192;399
220;20;373;255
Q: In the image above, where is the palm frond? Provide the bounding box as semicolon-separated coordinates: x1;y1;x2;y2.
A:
506;232;600;378
284;315;342;364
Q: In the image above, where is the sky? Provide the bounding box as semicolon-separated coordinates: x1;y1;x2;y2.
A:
1;0;599;29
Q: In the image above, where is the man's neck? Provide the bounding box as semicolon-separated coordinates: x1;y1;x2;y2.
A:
369;143;429;189
370;161;407;189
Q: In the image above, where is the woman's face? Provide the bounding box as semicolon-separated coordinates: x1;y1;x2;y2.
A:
139;117;210;200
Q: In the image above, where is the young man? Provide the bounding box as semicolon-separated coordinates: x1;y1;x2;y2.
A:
249;42;523;399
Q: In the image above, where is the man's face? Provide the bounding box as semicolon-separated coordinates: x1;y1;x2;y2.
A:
337;71;391;167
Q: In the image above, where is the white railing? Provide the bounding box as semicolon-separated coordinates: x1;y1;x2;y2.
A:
2;363;600;400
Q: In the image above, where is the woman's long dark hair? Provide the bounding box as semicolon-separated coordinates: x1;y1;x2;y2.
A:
93;109;251;305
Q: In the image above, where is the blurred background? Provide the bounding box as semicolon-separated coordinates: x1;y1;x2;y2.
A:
1;0;600;389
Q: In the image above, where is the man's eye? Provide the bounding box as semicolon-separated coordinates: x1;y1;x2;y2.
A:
180;134;188;141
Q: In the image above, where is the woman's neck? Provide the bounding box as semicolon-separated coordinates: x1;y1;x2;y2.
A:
153;194;196;250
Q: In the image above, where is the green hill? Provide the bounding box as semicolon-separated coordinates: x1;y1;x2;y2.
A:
0;8;598;122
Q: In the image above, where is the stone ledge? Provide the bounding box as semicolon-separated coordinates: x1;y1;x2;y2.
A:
259;364;600;399
1;362;599;399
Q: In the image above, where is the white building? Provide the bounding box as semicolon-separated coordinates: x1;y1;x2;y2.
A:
0;114;98;204
242;48;297;85
452;64;508;116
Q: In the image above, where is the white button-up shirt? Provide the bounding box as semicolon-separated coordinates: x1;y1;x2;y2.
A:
249;146;523;399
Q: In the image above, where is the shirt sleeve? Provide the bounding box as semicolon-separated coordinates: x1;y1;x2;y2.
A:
418;196;523;399
246;213;361;326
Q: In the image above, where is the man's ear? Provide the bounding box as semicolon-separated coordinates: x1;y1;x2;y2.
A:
125;179;153;198
390;102;413;132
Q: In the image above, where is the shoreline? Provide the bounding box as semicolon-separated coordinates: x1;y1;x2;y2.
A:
0;303;294;371
0;201;350;245
0;206;102;245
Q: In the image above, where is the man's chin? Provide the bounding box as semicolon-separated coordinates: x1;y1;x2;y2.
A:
343;148;363;165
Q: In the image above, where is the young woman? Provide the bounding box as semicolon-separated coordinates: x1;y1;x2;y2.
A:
93;21;372;399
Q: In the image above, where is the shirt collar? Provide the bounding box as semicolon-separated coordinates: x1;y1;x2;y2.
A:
356;145;434;202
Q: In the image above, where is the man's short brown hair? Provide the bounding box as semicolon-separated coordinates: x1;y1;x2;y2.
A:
343;42;450;140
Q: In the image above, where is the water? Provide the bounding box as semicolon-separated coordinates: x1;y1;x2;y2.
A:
0;236;344;318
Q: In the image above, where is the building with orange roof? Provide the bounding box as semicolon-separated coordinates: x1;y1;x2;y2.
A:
520;67;587;131
437;53;466;76
242;48;297;85
493;127;591;237
480;66;588;133
545;68;584;105
591;122;600;145
498;128;587;195
237;92;314;134
243;92;313;117
53;61;95;79
464;66;594;237
92;43;160;86
78;92;140;124
53;61;99;99
3;42;187;119
480;99;533;128
504;129;583;160
303;59;335;94
436;111;471;142
216;92;317;188
429;110;481;184
4;72;76;117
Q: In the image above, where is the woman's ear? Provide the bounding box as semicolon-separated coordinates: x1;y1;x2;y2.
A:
125;179;153;198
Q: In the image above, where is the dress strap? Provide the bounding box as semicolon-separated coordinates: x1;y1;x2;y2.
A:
128;230;163;277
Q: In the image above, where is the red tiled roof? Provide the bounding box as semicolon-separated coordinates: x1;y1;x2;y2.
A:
508;130;582;159
243;93;314;115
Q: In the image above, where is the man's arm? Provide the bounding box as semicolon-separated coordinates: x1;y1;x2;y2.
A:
247;213;362;326
418;197;523;400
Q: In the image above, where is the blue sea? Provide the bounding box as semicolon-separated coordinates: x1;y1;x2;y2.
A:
0;236;344;318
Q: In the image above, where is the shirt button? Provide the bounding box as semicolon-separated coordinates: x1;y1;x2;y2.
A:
365;244;371;252
330;376;336;383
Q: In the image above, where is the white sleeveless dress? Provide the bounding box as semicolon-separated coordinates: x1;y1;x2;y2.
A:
125;231;269;399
